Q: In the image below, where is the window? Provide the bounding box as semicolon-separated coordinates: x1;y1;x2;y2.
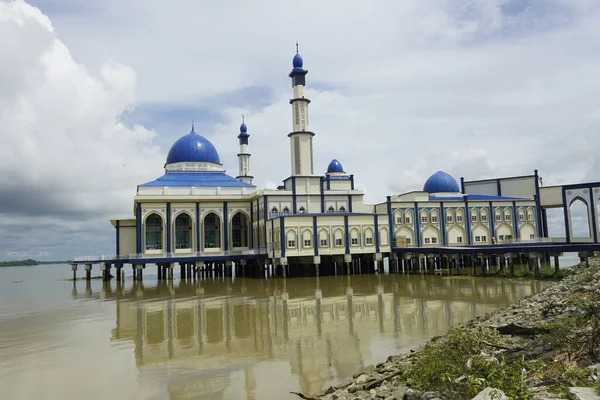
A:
271;207;278;217
366;237;373;245
499;235;504;240
528;212;534;221
471;215;477;222
495;214;501;221
405;217;411;224
287;239;296;248
320;239;328;247
351;238;358;245
396;217;402;224
457;215;463;223
475;236;481;242
457;236;463;243
431;216;438;223
327;206;335;213
339;206;346;213
519;214;524;221
231;212;249;248
203;212;221;248
406;238;412;244
431;237;438;244
421;216;428;223
283;207;290;216
447;216;453;223
424;238;431;244
530;234;535;239
335;238;342;246
482;235;487;242
303;239;311;247
481;215;487;222
505;213;511;221
145;213;163;250
298;206;306;214
175;213;192;249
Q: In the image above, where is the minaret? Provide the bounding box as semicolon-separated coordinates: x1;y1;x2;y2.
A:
236;116;253;184
288;43;315;176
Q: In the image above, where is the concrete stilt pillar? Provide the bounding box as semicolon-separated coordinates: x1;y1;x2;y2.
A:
103;263;112;281
71;264;78;281
554;254;560;275
116;265;122;281
85;264;92;281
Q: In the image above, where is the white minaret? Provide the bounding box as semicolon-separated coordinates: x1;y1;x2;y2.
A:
288;44;315;176
236;116;253;184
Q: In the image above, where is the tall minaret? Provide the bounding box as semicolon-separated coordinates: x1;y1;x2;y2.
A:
288;43;315;176
236;116;253;184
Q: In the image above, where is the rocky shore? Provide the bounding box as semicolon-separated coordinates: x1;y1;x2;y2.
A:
294;257;600;400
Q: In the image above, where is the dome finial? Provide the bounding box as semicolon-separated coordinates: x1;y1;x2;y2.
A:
239;115;248;134
191;120;195;133
296;41;299;54
242;114;245;123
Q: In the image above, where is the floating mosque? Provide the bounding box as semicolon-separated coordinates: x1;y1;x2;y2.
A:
74;48;600;279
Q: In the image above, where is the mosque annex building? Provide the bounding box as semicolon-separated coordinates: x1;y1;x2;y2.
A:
75;49;600;278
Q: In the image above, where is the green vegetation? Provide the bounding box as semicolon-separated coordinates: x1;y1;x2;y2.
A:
405;327;540;399
0;259;73;267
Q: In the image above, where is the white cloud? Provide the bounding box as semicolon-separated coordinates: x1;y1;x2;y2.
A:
0;0;164;258
3;0;600;258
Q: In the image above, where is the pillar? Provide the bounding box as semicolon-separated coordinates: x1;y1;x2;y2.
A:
71;264;77;281
85;264;92;281
554;254;560;275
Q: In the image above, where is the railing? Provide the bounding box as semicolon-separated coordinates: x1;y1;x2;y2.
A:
73;248;266;262
504;238;555;245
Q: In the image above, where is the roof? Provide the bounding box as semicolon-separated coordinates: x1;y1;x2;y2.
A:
327;159;344;173
166;127;221;165
138;172;255;188
423;171;460;193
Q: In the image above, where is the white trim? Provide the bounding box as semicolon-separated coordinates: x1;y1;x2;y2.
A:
165;161;225;172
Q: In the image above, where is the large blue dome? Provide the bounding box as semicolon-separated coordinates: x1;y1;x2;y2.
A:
423;171;460;193
166;126;221;165
327;159;344;173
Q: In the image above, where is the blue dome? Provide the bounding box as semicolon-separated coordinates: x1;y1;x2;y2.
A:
240;122;247;133
166;126;221;165
293;53;303;69
423;171;460;193
327;159;344;173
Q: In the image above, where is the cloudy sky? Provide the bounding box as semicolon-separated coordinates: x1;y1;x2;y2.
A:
1;0;599;260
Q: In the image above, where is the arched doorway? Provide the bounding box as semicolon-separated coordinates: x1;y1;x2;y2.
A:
145;213;163;251
231;212;249;248
175;213;192;250
203;212;221;249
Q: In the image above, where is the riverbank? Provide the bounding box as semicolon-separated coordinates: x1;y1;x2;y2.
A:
302;258;600;400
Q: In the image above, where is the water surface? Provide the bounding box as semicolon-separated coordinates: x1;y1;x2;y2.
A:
0;264;552;400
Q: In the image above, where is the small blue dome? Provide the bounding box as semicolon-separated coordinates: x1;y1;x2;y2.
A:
423;171;460;193
327;159;344;173
166;126;221;165
238;122;248;137
293;53;303;69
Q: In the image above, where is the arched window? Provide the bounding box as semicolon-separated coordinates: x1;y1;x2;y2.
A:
282;207;290;216
527;208;534;221
334;229;344;246
364;229;374;245
271;207;278;217
232;212;249;248
327;206;335;213
203;212;221;249
175;213;192;250
339;206;346;213
350;229;359;246
298;206;306;214
319;230;329;247
145;213;163;250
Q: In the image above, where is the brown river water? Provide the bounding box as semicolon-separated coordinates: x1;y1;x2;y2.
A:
0;263;553;400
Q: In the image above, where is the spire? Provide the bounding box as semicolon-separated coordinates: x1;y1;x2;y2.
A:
292;42;304;70
296;41;299;54
191;121;195;133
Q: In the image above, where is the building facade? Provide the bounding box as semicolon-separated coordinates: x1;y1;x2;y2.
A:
109;49;542;271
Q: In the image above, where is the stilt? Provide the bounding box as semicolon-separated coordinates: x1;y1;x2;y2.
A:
85;264;92;281
554;254;560;275
71;264;77;281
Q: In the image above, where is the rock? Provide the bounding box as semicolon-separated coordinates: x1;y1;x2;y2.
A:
391;385;408;400
332;390;348;400
568;387;600;400
471;387;508;400
405;388;421;400
347;383;359;393
324;386;337;395
356;374;370;384
421;391;442;400
354;365;377;378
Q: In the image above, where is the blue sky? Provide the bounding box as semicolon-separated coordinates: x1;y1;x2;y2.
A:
1;0;600;260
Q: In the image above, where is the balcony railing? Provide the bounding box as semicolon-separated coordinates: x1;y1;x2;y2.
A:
73;248;267;262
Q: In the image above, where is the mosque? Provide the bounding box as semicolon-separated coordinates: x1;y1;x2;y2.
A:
107;48;546;277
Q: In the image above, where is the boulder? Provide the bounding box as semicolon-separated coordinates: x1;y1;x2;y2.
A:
568;387;600;400
471;387;508;400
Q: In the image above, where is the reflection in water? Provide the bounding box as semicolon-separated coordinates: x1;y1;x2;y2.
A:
74;275;546;399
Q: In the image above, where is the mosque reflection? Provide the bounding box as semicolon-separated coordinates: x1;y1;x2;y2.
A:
79;275;547;399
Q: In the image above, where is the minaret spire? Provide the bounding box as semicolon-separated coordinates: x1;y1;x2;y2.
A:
236;116;253;184
288;45;314;176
